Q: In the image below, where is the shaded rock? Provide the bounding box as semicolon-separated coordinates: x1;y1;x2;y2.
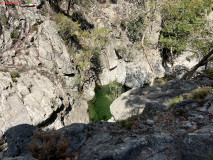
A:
59;123;88;153
2;156;37;160
172;100;198;117
142;102;166;118
147;119;154;125
5;124;38;157
78;133;148;160
182;124;213;160
0;23;2;35
111;78;212;121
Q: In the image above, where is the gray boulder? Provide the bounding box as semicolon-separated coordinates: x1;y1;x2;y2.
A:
182;124;213;160
110;78;213;121
5;124;38;157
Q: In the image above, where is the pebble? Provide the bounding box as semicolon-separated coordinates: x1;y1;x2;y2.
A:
147;119;154;125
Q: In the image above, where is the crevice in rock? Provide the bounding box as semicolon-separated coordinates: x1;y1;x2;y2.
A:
0;23;2;35
115;49;122;59
64;73;75;77
37;103;65;128
109;66;117;71
71;11;94;31
64;103;72;115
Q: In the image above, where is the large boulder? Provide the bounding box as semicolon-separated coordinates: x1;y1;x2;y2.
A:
5;124;38;157
110;78;213;121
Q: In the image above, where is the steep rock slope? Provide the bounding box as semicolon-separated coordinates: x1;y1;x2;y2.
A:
0;0;90;138
57;0;166;87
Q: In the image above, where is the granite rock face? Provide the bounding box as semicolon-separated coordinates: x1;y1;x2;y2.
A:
0;0;90;139
0;70;89;140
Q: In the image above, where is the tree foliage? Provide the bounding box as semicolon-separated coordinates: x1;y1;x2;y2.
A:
159;0;212;55
127;13;147;42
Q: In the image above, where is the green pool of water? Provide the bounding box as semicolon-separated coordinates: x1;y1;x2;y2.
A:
88;83;130;122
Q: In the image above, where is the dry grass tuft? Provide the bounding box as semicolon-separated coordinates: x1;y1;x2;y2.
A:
28;130;70;160
187;86;213;103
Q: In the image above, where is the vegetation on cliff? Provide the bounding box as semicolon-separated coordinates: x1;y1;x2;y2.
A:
159;0;213;68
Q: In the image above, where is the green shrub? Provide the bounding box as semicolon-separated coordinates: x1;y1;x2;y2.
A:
54;70;58;74
108;79;122;99
10;71;20;78
168;95;183;109
68;0;94;10
115;46;134;62
153;75;174;85
28;130;70;160
203;68;213;77
32;24;38;32
55;13;81;45
90;47;102;76
11;30;19;39
1;16;8;24
0;69;8;72
12;78;17;83
120;19;127;30
0;146;3;152
127;13;147;42
159;0;212;55
187;86;213;103
118;118;134;130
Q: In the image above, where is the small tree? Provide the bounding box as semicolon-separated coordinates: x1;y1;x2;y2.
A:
108;80;122;99
159;0;212;69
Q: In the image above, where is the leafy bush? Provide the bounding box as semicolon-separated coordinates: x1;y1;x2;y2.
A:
1;16;8;24
55;13;81;45
159;0;212;55
90;47;102;76
168;95;183;109
203;68;213;77
97;0;106;4
74;74;82;87
11;29;19;39
55;13;109;91
12;78;17;83
68;0;95;10
127;13;146;42
106;3;111;7
28;130;70;160
54;69;58;74
118;118;134;129
108;79;122;99
31;24;38;32
187;86;213;103
10;71;20;78
120;19;127;31
115;46;134;62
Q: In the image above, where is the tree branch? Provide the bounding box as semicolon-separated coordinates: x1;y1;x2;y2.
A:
181;49;213;80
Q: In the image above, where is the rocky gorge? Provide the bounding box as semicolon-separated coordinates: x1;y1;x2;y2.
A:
0;0;213;159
